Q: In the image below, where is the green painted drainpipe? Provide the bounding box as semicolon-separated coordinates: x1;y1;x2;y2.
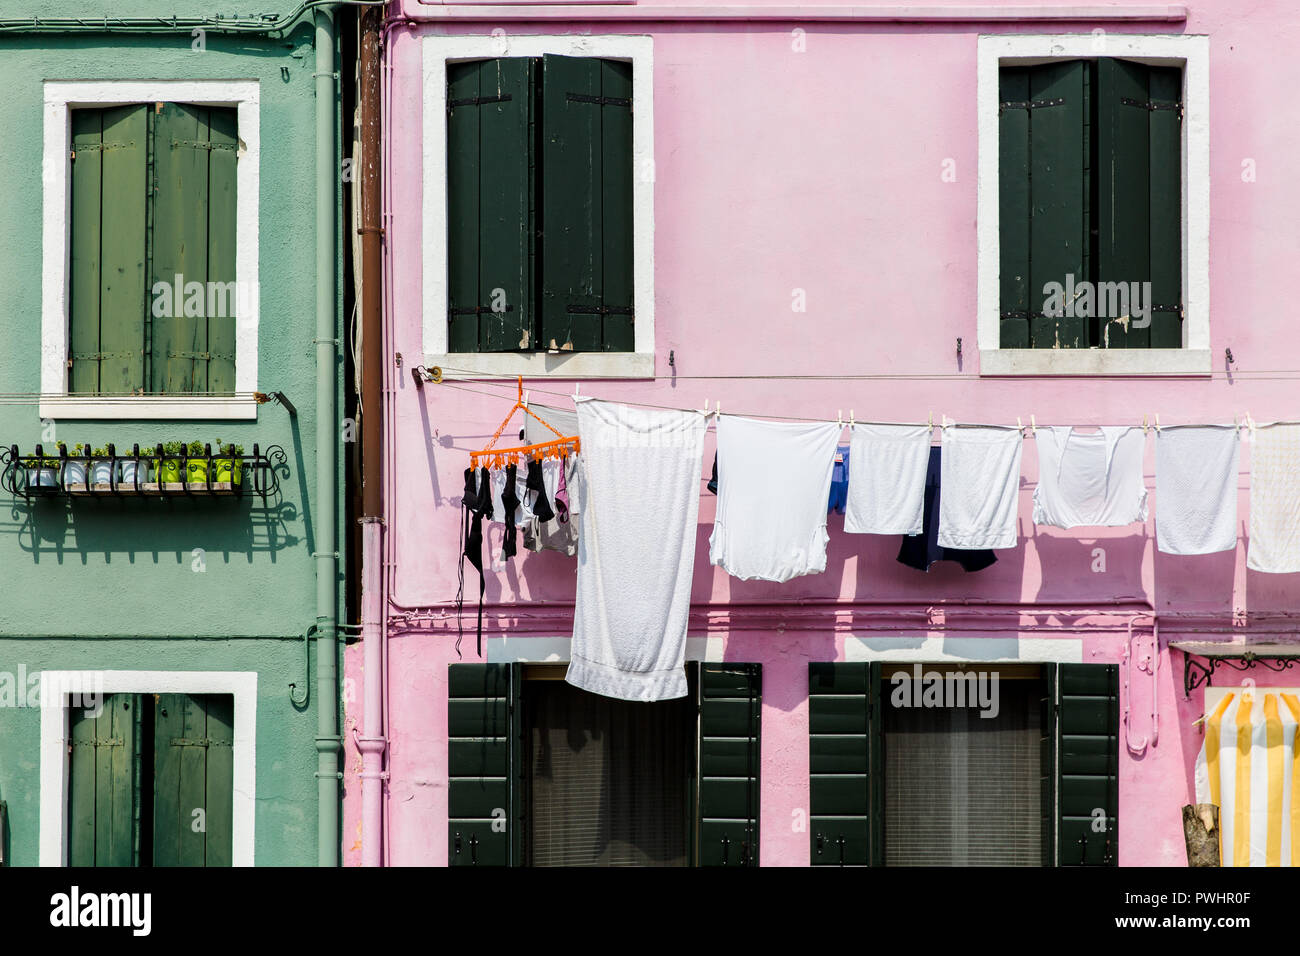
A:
314;5;341;868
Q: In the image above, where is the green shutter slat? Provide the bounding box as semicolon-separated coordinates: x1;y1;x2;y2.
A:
67;696;103;865
206;107;239;392
1098;58;1152;349
1148;66;1183;349
204;694;235;867
95;694;137;867
69;110;105;395
448;663;514;866
998;68;1031;349
1028;61;1088;349
697;663;760;867
96;106;149;393
542;54;603;352
809;663;873;866
1041;663;1057;867
151;104;211;393
1056;663;1119;866
599;59;634;352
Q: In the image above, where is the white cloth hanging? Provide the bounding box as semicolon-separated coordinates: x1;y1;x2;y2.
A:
709;416;844;582
1032;426;1147;529
567;400;708;701
1248;424;1300;573
843;423;930;535
524;404;585;517
1155;425;1240;555
936;425;1023;551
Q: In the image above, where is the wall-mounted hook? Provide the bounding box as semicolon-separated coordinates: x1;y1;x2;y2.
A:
668;349;675;368
1225;347;1235;366
956;336;963;357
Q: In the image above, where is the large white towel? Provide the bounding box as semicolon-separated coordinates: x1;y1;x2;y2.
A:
1032;426;1147;529
1155;425;1240;555
843;423;931;535
567;400;708;701
709;416;844;582
936;426;1023;551
1248;424;1300;573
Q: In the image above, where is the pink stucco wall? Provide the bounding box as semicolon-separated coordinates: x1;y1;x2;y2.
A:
343;0;1300;866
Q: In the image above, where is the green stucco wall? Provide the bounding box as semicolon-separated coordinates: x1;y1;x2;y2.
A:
0;2;345;867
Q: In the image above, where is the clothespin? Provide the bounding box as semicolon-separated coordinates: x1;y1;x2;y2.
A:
1030;414;1037;435
849;409;855;427
522;390;530;410
574;383;581;398
1155;413;1161;432
1017;416;1023;436
838;409;843;428
700;399;712;417
928;412;933;430
1143;414;1149;435
716;401;722;418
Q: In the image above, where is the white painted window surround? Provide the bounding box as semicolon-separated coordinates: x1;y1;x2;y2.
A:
39;670;257;867
41;80;260;420
977;34;1210;376
422;35;655;379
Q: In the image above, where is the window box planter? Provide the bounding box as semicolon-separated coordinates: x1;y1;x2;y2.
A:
3;442;282;501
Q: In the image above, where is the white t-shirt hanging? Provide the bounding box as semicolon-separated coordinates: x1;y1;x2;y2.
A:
843;423;930;535
709;415;844;582
1155;425;1240;555
1032;426;1147;529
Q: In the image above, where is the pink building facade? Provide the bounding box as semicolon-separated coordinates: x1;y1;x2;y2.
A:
344;0;1300;867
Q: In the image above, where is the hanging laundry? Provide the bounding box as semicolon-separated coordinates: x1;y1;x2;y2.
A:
1155;425;1240;555
709;416;843;583
568;400;708;701
1032;426;1147;529
827;445;850;514
524;405;585;555
707;453;718;495
457;465;494;656
1194;691;1300;866
1248;424;1300;573
897;446;997;572
936;425;1022;551
844;423;930;535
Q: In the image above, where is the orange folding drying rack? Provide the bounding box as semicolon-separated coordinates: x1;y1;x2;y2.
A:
470;377;580;470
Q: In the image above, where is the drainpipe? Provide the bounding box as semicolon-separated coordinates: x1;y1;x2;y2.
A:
356;2;387;868
315;4;342;869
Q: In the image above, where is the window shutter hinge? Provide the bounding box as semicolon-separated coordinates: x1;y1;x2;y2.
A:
999;97;1065;115
565;92;631;109
1120;96;1184;119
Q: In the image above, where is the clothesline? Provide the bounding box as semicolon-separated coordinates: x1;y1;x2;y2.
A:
431;376;1300;434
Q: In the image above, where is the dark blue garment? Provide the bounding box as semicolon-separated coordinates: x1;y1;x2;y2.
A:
828;444;850;514
897;446;997;572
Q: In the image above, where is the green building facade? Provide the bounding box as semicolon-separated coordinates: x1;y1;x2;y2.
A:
0;1;348;867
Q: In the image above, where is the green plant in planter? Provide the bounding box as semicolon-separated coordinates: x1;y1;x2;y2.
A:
185;440;209;484
159;441;186;483
23;442;68;488
89;445;114;485
120;445;154;485
213;439;245;485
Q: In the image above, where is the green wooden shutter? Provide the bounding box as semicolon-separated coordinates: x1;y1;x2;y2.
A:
540;55;634;353
67;693;138;867
69;106;148;394
999;62;1089;349
152;693;234;867
696;662;761;866
1041;663;1058;866
447;59;534;353
809;662;878;866
1056;663;1119;866
151;104;237;393
1098;59;1182;349
206;108;239;392
448;663;520;866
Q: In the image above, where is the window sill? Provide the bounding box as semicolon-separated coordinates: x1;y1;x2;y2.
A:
426;351;655;380
979;349;1212;377
38;396;259;421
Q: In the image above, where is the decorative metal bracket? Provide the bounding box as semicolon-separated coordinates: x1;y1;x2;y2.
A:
1181;650;1298;697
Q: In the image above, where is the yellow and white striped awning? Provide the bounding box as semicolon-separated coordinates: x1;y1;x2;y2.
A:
1194;690;1300;866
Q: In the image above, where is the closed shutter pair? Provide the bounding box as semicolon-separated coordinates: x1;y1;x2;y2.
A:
999;59;1182;350
447;56;634;355
809;662;1119;866
447;662;760;866
69;103;238;394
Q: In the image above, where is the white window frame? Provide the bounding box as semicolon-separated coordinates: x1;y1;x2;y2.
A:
976;34;1210;376
41;80;260;419
39;670;258;867
422;34;655;379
